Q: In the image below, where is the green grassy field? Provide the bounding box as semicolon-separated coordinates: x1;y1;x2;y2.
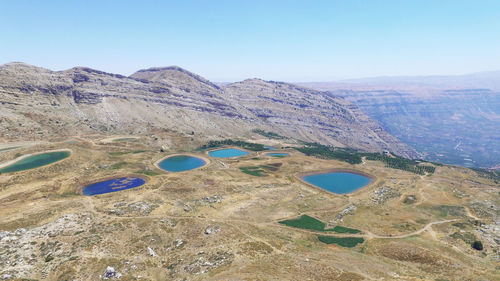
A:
239;166;268;177
317;236;364;248
239;163;282;177
326;225;361;234
279;215;326;231
279;215;361;234
112;138;139;142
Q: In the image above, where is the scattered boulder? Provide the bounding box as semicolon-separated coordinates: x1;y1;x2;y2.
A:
104;266;116;279
403;195;417;204
147;246;157;257
160;218;177;227
203;195;222;204
108;201;159;216
204;226;221;235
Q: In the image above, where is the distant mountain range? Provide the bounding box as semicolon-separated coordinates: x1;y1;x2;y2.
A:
301;70;500;92
299;72;500;169
0;62;417;158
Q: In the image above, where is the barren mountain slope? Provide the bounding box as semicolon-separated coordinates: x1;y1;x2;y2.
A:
0;62;416;157
0;62;250;140
224;79;416;157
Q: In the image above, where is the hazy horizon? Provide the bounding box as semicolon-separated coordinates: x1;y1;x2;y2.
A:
1;0;500;82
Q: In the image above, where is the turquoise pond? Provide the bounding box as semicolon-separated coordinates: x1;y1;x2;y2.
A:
266;153;289;157
158;155;206;172
264;146;277;150
208;148;249;158
302;172;371;194
83;177;145;195
0;151;70;173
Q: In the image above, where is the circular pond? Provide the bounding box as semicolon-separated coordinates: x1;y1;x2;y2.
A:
157;155;207;172
0;151;71;173
208;148;249;158
83;177;146;196
302;172;372;194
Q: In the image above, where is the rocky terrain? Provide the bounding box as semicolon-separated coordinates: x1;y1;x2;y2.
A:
0;133;498;280
336;89;500;169
300;77;500;169
0;62;416;158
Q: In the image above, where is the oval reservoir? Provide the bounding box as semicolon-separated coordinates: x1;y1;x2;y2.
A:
158;155;206;172
0;151;70;173
83;177;145;196
208;148;249;158
302;172;371;194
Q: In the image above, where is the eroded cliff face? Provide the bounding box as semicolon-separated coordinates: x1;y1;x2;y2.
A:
322;89;500;168
0;62;417;157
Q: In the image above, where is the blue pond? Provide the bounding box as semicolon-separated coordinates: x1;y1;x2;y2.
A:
266;153;289;157
158;155;206;172
208;148;249;158
83;177;145;196
264;146;277;150
302;172;371;194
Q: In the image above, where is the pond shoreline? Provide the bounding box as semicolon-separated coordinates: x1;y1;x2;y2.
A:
78;174;150;195
207;147;251;158
0;148;72;171
296;168;376;195
154;153;210;173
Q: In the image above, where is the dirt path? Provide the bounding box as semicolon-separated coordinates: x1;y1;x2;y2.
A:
364;219;459;239
464;206;480;220
268;218;460;240
415;183;431;206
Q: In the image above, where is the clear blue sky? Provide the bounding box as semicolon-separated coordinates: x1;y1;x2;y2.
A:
1;0;499;81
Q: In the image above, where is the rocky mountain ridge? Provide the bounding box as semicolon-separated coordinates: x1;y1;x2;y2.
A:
0;62;417;158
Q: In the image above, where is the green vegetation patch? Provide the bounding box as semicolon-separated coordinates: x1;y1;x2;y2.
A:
135;169;160;176
252;129;286;140
364;154;436;175
326;225;361;234
295;142;438;175
112;137;139;142
295;143;363;164
240;166;268;177
470;167;500;182
431;205;465;218
452;222;470;229
239;163;282;177
108;150;147;156
280;215;326;231
110;161;129;170
472;240;483;251
279;215;361;234
450;231;477;244
317;236;364;248
199;139;266;151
